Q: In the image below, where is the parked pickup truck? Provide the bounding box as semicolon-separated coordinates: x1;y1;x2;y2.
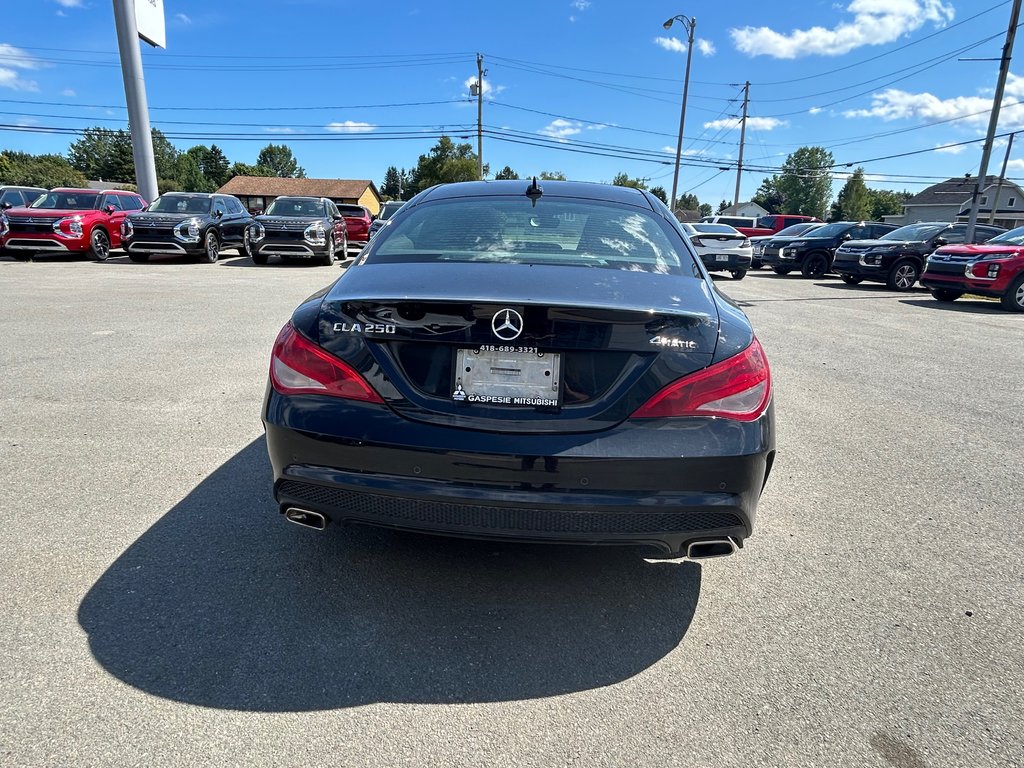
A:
699;213;820;239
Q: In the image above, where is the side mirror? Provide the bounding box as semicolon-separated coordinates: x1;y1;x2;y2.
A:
0;201;12;210
104;204;116;214
842;232;852;241
214;209;224;219
933;236;947;246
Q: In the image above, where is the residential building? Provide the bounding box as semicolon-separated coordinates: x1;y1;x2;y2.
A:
215;176;382;215
884;176;1024;229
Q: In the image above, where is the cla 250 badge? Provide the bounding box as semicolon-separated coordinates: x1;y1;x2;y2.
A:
333;322;396;334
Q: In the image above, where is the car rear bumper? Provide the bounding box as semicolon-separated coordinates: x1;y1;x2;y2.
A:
700;253;752;271
263;392;775;556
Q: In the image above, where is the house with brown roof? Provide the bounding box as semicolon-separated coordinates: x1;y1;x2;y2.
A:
216;176;382;216
884;175;1024;229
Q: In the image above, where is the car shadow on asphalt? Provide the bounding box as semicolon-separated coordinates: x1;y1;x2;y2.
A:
77;438;702;712
899;298;1009;315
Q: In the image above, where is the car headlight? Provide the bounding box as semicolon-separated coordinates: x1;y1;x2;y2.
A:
303;221;326;246
121;219;134;239
52;216;84;238
967;261;1000;279
249;222;265;242
175;217;202;243
858;252;884;267
781;248;796;259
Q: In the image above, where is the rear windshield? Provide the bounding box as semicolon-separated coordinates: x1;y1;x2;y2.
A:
337;205;367;217
31;191;99;210
368;197;690;275
265;198;323;217
693;224;738;234
149;195;212;214
775;222;819;237
880;223;944;241
378;202;405;220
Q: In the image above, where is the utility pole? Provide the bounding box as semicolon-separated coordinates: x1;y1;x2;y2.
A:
989;131;1015;225
664;14;696;213
966;0;1021;241
733;81;750;208
111;0;158;203
476;53;485;179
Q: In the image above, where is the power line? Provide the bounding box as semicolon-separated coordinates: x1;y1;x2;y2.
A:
0;97;469;112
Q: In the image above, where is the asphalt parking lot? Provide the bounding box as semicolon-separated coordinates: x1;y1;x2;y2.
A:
1;253;1021;767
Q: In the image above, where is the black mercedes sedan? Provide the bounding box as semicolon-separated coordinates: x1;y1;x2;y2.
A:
121;192;253;263
262;180;775;559
248;196;348;266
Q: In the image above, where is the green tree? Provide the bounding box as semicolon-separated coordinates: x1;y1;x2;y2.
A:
228;161;275;179
175;152;212;193
0;151;87;188
869;188;911;220
538;170;566;181
751;176;785;213
834;167;872;221
698;202;713;217
68;127;135;182
775;146;833;218
381;165;403;199
676;192;700;210
408;136;483;194
256;143;305;178
611;172;647;189
151;129;179;181
201;144;230;188
717;199;730;214
495;165;519;180
649;186;668;204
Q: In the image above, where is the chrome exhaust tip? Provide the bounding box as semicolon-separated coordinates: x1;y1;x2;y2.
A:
685;538;738;560
283;507;329;531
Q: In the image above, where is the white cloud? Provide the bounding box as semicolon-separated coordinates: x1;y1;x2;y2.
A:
325;121;375;133
933;142;967;154
843;74;1024;130
1006;159;1024;171
696;39;716;56
808;106;822;115
266;127;297;134
55;0;83;6
570;0;591;10
540;118;582;140
61;88;76;97
175;13;192;24
654;36;687;54
730;0;955;59
586;123;608;130
703;116;787;131
0;44;41;91
662;146;705;157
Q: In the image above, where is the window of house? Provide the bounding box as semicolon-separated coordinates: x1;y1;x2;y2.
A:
980;195;988;206
1009;197;1016;208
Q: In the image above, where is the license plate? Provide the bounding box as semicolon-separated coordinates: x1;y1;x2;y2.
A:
453;346;561;406
716;254;729;262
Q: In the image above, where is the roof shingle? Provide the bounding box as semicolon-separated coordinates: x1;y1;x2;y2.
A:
216;176;378;200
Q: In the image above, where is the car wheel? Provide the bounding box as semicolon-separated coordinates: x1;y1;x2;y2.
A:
1001;274;1024;312
319;235;335;266
89;228;111;261
887;259;919;291
239;228;253;258
930;289;962;303
128;252;150;263
801;252;829;279
840;274;862;285
201;230;220;263
730;269;747;280
251;249;268;265
771;266;791;275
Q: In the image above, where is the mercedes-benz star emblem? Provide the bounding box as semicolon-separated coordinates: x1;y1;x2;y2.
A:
491;308;524;341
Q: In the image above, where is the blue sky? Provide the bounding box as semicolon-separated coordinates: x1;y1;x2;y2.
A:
2;0;1023;205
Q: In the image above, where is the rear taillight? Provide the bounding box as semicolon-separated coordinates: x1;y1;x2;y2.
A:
269;323;383;403
689;237;705;247
632;338;771;421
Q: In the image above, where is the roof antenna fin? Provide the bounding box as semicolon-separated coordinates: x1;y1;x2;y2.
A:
526;176;543;207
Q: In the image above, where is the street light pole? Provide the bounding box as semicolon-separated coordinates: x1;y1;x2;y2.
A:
664;14;696;213
112;0;158;202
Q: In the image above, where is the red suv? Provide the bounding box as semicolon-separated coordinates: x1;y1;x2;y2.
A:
336;204;372;249
920;224;1024;311
0;188;146;261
